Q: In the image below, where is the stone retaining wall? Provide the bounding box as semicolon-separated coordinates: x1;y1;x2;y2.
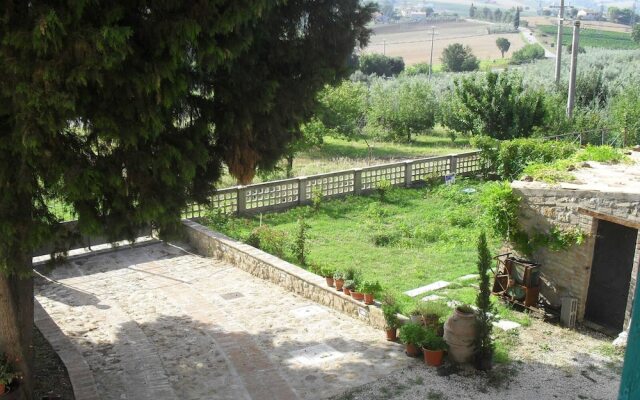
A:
181;220;392;330
512;181;640;328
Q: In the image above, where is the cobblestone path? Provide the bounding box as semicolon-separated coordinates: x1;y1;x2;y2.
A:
35;243;410;400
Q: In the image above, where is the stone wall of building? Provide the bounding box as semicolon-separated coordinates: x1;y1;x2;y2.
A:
512;181;640;327
181;219;391;330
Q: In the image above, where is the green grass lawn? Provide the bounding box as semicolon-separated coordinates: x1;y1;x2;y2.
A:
537;25;639;50
205;178;531;329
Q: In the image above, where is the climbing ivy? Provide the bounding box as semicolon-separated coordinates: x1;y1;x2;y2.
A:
481;182;587;257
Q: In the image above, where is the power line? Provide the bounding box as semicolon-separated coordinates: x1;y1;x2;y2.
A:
368;32;494;46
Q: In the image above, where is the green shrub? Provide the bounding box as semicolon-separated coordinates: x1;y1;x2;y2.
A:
475;232;495;369
574;145;625;163
371;230;399;246
375;178;392;200
311;185;323;211
497;138;577;180
480;182;521;240
333;270;345;280
245;225;287;258
358;53;405;77
511;44;545;64
398;323;428;345
403;62;431;76
291;216;310;265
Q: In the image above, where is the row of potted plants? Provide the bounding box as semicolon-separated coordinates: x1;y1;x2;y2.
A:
310;264;382;305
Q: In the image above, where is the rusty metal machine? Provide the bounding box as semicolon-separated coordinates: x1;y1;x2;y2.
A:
492;253;541;308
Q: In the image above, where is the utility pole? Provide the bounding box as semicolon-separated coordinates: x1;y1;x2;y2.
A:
428;26;435;80
554;0;565;85
566;21;580;118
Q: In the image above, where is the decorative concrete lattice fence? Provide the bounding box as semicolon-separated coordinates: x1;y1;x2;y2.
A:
183;150;482;219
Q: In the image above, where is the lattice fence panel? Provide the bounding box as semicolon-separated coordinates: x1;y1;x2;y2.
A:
209;189;238;215
361;164;405;190
411;157;450;182
456;152;481;175
245;180;299;210
305;172;355;201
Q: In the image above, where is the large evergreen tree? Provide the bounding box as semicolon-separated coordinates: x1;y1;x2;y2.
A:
0;1;374;397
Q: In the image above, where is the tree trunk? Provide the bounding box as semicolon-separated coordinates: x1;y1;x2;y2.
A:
286;155;294;178
0;265;34;400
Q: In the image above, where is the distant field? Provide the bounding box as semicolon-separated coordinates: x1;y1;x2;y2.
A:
536;24;638;49
364;20;527;64
524;16;633;33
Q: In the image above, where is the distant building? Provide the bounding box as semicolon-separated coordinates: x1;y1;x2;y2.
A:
577;9;601;20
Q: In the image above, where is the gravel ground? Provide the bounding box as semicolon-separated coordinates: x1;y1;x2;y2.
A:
34;324;75;400
330;319;622;400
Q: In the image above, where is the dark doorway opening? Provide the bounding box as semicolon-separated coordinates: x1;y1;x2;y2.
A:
585;220;638;333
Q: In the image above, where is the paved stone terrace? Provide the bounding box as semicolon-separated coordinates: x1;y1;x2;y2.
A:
35;243;411;400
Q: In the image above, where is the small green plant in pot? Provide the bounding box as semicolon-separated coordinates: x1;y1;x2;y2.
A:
358;280;382;305
349;273;365;301
422;328;448;367
418;301;451;334
320;264;336;287
381;294;401;341
399;323;427;357
342;268;361;296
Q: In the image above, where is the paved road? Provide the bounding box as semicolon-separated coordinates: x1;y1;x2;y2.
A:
35;243;410;400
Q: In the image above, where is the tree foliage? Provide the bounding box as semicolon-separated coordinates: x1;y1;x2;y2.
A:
0;1;375;396
358;53;405;77
367;78;437;142
441;72;546;139
316;81;369;139
610;84;640;145
511;44;545;64
441;43;480;72
495;37;511;57
633;24;640;43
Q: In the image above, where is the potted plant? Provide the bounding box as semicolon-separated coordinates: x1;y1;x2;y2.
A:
359;280;382;305
333;270;345;291
409;307;423;324
349;274;365;301
418;301;451;335
381;294;401;341
422;328;448;367
320;264;335;287
398;323;426;357
342;268;360;296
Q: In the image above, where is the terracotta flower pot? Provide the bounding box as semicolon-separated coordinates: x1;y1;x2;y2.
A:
325;277;335;287
385;328;397;342
363;293;374;305
351;291;365;301
0;384;5;395
343;287;351;296
423;348;444;367
405;343;420;357
335;279;345;291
